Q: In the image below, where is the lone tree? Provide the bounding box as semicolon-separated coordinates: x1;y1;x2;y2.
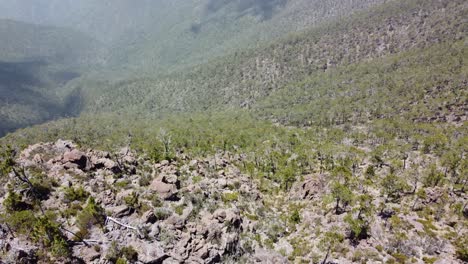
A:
330;166;354;214
331;182;354;214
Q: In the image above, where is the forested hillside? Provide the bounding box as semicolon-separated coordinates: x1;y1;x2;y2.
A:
0;0;386;75
0;19;101;136
76;0;466;125
0;0;466;263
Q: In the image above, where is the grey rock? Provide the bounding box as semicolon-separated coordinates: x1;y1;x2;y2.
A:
166;215;186;230
150;180;178;201
213;209;227;223
55;139;75;151
63;149;88;170
111;205;133;218
163;174;179;186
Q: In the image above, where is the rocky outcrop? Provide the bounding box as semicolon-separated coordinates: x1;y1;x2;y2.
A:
1;140;265;263
3;139;466;263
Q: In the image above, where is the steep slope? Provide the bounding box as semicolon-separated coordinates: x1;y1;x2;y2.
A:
76;0;466;124
109;0;388;75
0;1;466;262
0;0;387;75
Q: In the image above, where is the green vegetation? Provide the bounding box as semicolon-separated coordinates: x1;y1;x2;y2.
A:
124;192;140;211
1;210;70;259
106;241;138;264
75;197;106;240
222;192;239;203
63;186;89;203
0;0;466;262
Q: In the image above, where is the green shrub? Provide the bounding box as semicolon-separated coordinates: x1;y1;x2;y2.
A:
3;210;36;234
105;242;137;263
116;258;127;264
121;246;138;262
75;197;105;239
154;208;172;221
32;216;70;257
192;175;203;183
423;165;445;187
391;252;408;263
150;195;163;207
3;190;30;212
139;174;152;186
222;192;239;203
381;174;408;199
64;186;89;203
455;235;468;262
115;179;131;189
289;208;301;224
344;213;369;242
331;181;354;214
375;245;384;252
365;166;375;179
174;204;185;215
62;203;82;218
0;145;15;176
422;257;437;264
124;192;140;210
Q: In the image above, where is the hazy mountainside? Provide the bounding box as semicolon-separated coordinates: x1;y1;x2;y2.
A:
108;0;387;75
0;19;101;67
0;19;101;136
77;0;467;124
0;0;394;136
1;0;465;136
0;0;467;263
0;0;386;75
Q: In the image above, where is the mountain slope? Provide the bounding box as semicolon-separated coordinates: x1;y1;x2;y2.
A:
0;19;101;67
0;0;467;263
2;0;466;147
0;19;101;136
0;0;387;75
75;0;466;124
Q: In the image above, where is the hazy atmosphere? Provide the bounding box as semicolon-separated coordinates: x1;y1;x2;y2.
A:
0;0;466;263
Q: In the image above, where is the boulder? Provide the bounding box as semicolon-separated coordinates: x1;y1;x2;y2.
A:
93;158;121;173
55;139;76;151
225;209;242;230
290;175;323;200
274;239;294;256
127;241;168;264
110;205;134;218
150;180;178;201
166;215;186;230
162;174;179;186
213;209;227;223
63;149;88;169
217;178;228;189
13;248;38;264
